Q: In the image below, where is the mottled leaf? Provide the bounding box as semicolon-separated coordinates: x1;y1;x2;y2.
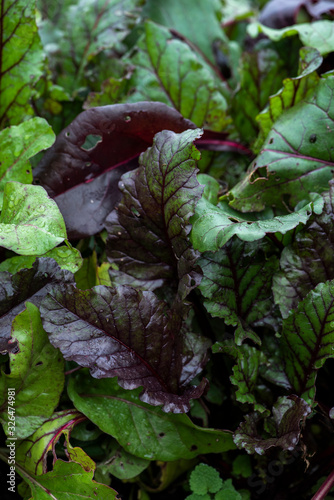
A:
273;182;334;318
281;280;334;403
40;284;210;413
33;102;196;239
67;373;235;460
190;195;323;252
105;128;204;300
0;182;67;255
127;21;229;131
0;258;74;354
0;0;45;127
233;396;311;454
0;303;65;439
0;118;55;206
228;76;334;212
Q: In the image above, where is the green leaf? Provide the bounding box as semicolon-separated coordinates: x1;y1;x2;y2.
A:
281;280;334;403
256;47;322;150
0;303;65;439
190;195;323;252
98;440;150;480
127;21;229;130
67;373;235;461
15;410;86;475
16;459;118;500
0;182;67;255
198;239;278;339
189;463;223;495
228;76;334;212
0;0;45;127
249;20;334;56
0;118;55;206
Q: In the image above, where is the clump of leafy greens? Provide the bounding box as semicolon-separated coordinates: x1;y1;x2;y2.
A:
2;0;334;499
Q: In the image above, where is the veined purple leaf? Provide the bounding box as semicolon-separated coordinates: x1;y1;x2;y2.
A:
33;102;197;239
273;182;334;318
234;396;311;455
0;258;74;354
40;284;210;413
281;280;334;403
105;128;204;299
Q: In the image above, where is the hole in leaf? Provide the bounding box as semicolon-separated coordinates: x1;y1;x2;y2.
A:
309;134;317;143
65;132;70;138
269;138;274;144
81;134;102;151
124;115;131;122
35;361;43;366
159;432;165;438
190;445;198;451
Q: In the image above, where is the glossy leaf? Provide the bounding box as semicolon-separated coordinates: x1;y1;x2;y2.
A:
0;118;55;206
40;284;210;413
198;239;279;337
0;303;65;439
233;396;311;455
0;0;45;127
105;128;204;299
97;440;150;480
190;195;323;252
33;102;197;239
0;182;67;255
67;374;235;460
0;258;74;354
281;280;334;403
127;21;229;131
228;76;334;212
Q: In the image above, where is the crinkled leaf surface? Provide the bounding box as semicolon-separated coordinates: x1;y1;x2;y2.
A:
256;47;322;149
0;258;74;354
0;118;55;207
127;21;229;131
234;396;311;455
281;280;334;403
15;410;85;475
0;182;67;255
198;239;279;335
0;0;45;127
190;195;323;252
33;102;196;239
105;128;204;299
249;20;334;56
273;183;334;318
40;284;210;413
228;76;334;212
0;303;65;439
16;459;117;500
67;373;235;460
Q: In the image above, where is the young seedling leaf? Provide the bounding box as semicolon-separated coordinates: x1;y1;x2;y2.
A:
33;102;197;239
67;373;235;460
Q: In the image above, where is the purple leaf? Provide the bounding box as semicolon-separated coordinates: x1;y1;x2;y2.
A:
40;284;210;413
259;0;334;29
0;258;74;354
105;128;204;300
33;102;197;239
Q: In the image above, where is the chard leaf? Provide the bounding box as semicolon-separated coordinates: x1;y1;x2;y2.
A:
15;410;85;475
0;303;64;439
233;396;311;455
256;47;322;149
105;128;203;299
281;280;334;403
0;258;74;354
190;195;323;252
249;20;334;56
15;459;117;500
127;21;229;131
0;0;45;126
40;284;210;413
0;182;67;255
33;102;196;239
227;76;334;212
0;118;55;206
198;239;279;339
67;374;235;460
97;441;150;480
273;183;334;317
143;0;227;62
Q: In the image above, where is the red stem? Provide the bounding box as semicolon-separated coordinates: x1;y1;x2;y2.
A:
311;468;334;500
